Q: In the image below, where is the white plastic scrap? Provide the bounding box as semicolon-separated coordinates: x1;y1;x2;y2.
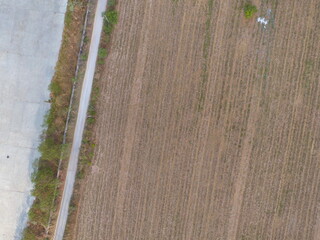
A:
257;17;269;28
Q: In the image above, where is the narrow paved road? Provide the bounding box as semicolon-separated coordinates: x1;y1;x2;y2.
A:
53;0;108;239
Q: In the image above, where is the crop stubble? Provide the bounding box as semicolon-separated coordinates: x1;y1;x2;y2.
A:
73;0;320;239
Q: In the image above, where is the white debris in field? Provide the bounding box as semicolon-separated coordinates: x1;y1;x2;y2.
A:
257;17;268;25
257;17;269;28
267;9;272;16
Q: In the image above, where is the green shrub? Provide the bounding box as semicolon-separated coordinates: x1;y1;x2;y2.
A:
105;10;118;24
244;3;257;18
98;48;108;59
103;10;118;34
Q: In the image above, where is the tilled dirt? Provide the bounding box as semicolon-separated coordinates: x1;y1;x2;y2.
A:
73;0;320;239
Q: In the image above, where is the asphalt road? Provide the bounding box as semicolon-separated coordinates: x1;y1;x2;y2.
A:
53;0;108;239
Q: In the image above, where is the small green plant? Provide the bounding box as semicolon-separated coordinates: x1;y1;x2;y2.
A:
106;10;118;24
68;1;83;12
65;10;72;26
107;0;116;7
81;54;88;61
103;10;118;34
83;35;89;43
97;59;104;65
49;82;61;96
244;3;257;18
98;48;108;59
71;77;77;83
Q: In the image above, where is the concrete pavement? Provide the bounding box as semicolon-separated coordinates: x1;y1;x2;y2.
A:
0;0;67;239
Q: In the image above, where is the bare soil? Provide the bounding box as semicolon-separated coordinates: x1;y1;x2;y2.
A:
72;0;320;239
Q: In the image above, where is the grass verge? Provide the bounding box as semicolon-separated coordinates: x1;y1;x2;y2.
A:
62;1;119;239
22;1;88;239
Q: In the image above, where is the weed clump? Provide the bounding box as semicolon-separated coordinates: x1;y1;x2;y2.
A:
244;3;257;19
103;10;118;34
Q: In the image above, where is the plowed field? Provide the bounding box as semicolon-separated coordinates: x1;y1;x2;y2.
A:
73;0;320;239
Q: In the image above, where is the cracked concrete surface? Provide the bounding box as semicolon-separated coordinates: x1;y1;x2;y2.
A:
0;0;67;239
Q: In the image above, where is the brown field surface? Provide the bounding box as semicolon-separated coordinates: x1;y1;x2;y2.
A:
72;0;320;239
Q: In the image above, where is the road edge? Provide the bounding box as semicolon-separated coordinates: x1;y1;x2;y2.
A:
53;0;108;239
